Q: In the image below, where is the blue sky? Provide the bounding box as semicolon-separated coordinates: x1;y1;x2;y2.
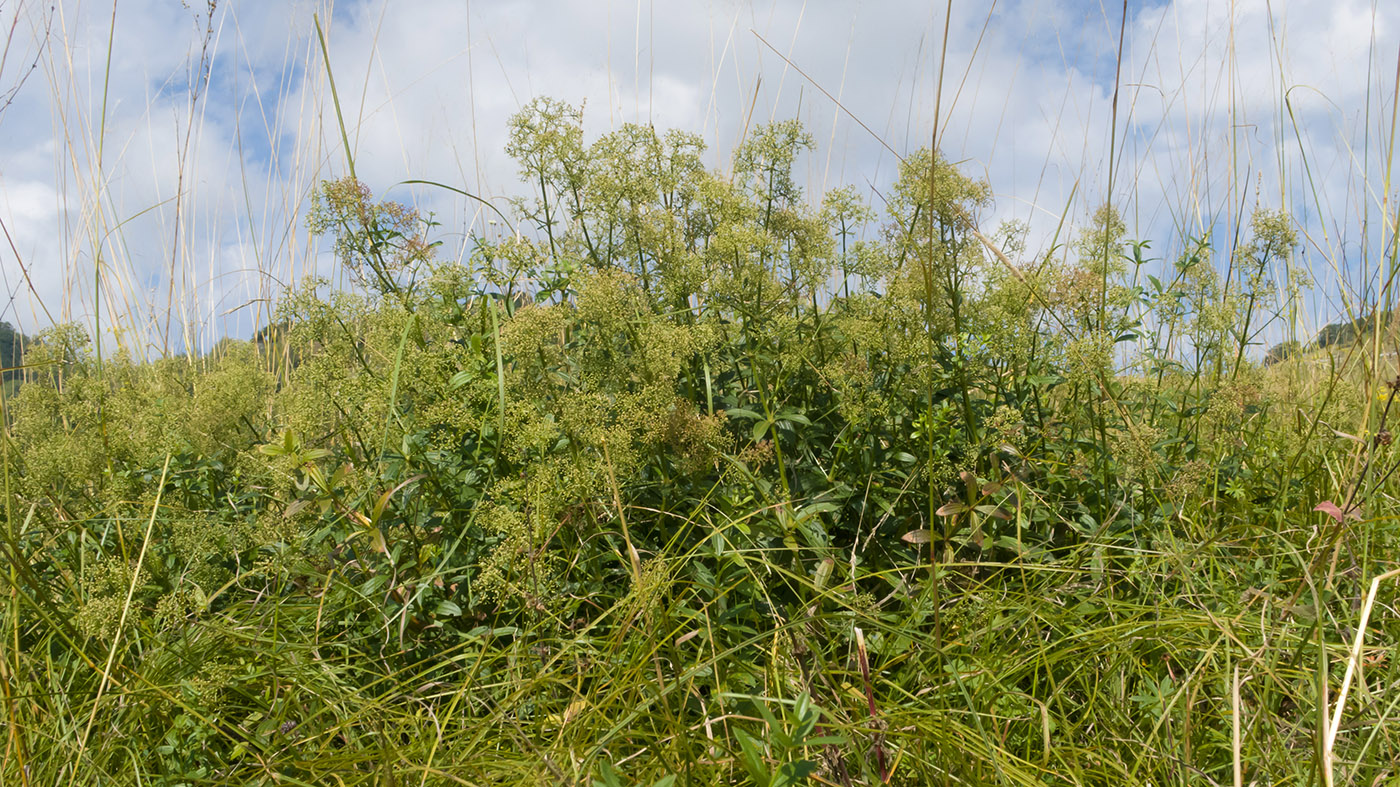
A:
0;0;1394;354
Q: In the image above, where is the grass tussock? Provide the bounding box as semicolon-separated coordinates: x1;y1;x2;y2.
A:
3;94;1400;787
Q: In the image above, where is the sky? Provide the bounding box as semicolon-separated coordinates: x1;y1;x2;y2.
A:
0;0;1395;355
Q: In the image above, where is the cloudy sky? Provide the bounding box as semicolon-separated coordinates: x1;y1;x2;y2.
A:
0;0;1394;354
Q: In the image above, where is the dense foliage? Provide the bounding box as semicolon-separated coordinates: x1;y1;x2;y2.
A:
3;98;1399;786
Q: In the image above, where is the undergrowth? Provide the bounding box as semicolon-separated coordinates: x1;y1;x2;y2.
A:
3;97;1399;786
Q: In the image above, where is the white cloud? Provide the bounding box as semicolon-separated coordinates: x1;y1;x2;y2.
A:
0;0;1394;348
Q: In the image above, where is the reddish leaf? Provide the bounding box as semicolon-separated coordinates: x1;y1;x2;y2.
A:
1314;500;1362;524
1314;501;1344;524
936;501;968;517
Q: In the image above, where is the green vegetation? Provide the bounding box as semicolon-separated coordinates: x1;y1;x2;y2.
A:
3;98;1399;786
0;320;30;396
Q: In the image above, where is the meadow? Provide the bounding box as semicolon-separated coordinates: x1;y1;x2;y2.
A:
3;5;1400;787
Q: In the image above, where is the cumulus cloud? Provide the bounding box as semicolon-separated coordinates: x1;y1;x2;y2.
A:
0;0;1393;350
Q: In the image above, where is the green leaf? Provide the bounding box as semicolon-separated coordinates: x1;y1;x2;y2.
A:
725;408;765;421
797;501;840;517
371;474;426;526
752;420;771;442
734;729;771;787
995;535;1027;554
776;410;810;426
772;760;817;787
593;760;623;787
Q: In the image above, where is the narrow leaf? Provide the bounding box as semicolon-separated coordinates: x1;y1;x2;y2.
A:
724;408;765;421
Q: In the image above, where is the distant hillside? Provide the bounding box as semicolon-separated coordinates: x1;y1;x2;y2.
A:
0;321;28;388
1314;309;1395;350
1265;309;1397;365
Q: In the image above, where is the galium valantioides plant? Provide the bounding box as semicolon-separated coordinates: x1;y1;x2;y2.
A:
7;70;1400;786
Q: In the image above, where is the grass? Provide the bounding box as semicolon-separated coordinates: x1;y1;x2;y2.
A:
4;3;1400;786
